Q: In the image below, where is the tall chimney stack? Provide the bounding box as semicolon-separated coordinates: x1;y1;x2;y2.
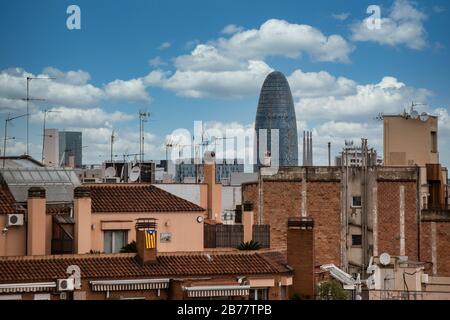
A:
242;202;254;243
303;131;306;166
287;217;315;299
203;151;222;222
135;218;158;265
27;187;47;256
74;187;92;254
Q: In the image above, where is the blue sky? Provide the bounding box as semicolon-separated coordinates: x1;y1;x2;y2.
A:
1;0;449;166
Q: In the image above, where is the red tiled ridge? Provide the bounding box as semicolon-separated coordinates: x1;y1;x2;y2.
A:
0;250;290;283
85;184;205;213
0;184;17;215
46;206;71;215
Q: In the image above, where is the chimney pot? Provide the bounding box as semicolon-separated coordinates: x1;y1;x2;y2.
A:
28;186;46;198
74;186;91;198
243;201;253;212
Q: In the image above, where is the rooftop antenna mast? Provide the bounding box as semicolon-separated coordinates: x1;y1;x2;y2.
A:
3;113;27;168
165;138;175;171
139;111;150;182
110;129;115;163
22;76;55;155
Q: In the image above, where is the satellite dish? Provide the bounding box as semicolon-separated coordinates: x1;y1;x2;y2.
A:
420;112;430;122
129;166;141;182
105;166;116;178
410;110;419;120
379;252;391;266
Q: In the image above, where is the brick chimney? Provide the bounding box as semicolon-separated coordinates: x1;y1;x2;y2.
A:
242;202;254;243
27;187;46;256
204;151;222;223
74;187;92;254
287;217;315;300
135;218;158;264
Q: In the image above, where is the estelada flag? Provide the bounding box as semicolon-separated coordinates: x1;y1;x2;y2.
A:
145;230;156;249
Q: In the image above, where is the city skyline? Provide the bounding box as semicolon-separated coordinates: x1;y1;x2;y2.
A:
1;0;449;167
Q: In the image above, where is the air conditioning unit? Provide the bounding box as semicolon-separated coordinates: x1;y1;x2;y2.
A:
6;213;24;227
57;278;75;291
421;274;429;284
104;177;120;183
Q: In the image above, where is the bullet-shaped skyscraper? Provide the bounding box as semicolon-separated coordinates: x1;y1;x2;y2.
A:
255;71;298;167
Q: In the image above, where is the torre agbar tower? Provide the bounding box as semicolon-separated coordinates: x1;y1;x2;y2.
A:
255;71;299;167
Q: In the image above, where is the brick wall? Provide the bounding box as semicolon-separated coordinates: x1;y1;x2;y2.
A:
307;182;341;266
420;222;432;268
242;180;341;266
377;181;418;260
287;225;315;299
421;221;450;276
436;223;450;276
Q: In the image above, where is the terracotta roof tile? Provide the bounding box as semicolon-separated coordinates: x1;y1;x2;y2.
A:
0;184;17;215
46;206;71;215
86;184;205;213
0;251;290;283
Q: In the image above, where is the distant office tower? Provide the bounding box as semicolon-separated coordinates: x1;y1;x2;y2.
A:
43;129;59;167
59;131;82;168
175;159;244;183
255;71;298;167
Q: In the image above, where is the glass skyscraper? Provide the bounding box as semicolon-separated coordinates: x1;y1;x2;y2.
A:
255;71;298;167
59;131;82;168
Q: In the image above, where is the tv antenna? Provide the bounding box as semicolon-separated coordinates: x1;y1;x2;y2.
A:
13;76;55;155
3;113;27;168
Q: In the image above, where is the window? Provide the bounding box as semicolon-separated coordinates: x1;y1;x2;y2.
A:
352;196;362;207
104;230;128;253
249;288;268;300
352;234;362;246
431;131;437;153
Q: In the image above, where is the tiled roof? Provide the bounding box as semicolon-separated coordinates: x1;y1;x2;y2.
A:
86;184;205;213
46;206;72;215
0;251;290;283
0;184;17;215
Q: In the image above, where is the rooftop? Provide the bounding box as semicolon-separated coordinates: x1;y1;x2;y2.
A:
0;250;290;283
0;167;81;203
86;184;205;213
0;183;18;215
0;155;44;168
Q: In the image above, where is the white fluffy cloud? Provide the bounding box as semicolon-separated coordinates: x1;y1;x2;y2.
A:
332;13;350;21
221;24;244;34
145;19;354;98
104;78;151;102
145;60;273;98
0;67;152;110
174;44;243;72
351;0;427;50
295;76;432;121
31;106;134;128
287;69;357;98
158;42;171;50
214;19;353;63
